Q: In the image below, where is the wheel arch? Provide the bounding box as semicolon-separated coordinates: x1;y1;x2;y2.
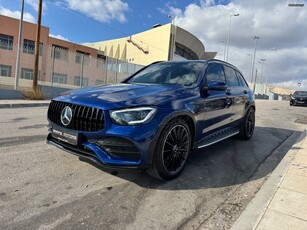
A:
146;111;196;166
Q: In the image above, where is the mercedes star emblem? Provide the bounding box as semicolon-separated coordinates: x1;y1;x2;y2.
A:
60;106;72;126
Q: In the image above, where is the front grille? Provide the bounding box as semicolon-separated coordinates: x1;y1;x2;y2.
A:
48;100;104;132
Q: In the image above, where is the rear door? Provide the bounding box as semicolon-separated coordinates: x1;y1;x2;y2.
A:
223;65;248;122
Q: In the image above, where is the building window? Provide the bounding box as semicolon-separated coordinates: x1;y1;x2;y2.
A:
52;73;67;84
23;39;35;54
0;33;13;50
97;54;106;68
21;68;40;80
52;45;68;61
175;44;196;60
0;64;12;77
21;68;33;79
74;76;89;87
75;51;90;65
23;39;43;55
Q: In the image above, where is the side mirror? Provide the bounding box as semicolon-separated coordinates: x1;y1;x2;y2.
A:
204;80;227;91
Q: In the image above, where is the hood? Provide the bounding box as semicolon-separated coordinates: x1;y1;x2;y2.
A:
54;83;191;110
293;95;307;99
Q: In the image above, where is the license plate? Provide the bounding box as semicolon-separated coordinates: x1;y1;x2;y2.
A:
51;128;79;145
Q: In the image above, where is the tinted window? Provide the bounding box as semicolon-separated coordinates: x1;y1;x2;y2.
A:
224;66;239;86
293;91;307;96
127;62;205;86
235;71;249;87
205;64;226;83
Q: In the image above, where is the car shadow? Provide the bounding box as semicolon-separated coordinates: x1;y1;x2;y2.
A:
80;126;302;190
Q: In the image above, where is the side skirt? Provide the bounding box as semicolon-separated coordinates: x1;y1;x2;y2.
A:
194;127;239;149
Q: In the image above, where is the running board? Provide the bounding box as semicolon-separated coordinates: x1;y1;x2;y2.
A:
195;127;239;149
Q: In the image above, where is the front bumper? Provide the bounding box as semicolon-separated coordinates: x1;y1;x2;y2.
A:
291;98;307;106
47;115;161;168
47;135;143;169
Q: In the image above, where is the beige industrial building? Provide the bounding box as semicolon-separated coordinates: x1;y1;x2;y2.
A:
85;23;216;66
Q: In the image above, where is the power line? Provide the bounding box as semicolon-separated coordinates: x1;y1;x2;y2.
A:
45;0;168;53
46;0;127;37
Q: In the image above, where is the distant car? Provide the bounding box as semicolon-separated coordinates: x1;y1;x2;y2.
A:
47;59;255;180
290;91;307;106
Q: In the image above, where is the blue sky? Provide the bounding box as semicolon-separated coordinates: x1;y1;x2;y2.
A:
1;0;307;90
0;0;229;43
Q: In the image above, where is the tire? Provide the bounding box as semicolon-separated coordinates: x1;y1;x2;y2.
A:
237;107;255;140
146;119;191;180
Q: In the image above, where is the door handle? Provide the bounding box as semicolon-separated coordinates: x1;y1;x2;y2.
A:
243;90;248;94
226;89;232;95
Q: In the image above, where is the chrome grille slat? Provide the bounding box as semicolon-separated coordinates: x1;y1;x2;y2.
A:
47;101;104;132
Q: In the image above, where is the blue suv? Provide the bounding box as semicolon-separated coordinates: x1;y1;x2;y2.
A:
47;60;255;180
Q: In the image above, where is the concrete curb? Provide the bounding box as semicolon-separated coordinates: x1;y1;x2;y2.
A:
231;130;307;230
0;102;50;109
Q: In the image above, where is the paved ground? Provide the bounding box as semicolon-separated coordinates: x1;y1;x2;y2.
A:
232;129;307;230
0;100;306;229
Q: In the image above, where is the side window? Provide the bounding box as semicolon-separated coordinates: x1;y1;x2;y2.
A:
235;71;249;87
205;64;226;83
224;66;239;87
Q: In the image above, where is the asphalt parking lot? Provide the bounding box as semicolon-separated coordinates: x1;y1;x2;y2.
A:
0;100;306;229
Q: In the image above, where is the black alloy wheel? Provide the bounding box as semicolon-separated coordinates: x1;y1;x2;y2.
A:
238;107;255;140
146;119;191;180
162;124;190;174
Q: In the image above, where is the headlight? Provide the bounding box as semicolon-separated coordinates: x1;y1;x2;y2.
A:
291;96;295;99
109;107;157;125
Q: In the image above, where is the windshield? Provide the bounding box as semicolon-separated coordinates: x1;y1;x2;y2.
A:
293;91;307;96
127;62;205;86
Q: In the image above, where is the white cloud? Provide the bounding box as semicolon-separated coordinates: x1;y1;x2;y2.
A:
163;0;307;90
0;6;36;23
65;0;129;23
49;34;69;41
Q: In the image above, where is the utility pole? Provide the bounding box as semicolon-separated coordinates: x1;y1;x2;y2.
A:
33;0;43;91
14;0;25;90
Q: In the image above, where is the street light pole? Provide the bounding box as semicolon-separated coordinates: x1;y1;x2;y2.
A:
265;47;277;95
259;58;266;94
251;36;261;84
226;13;239;62
14;0;25;90
246;53;253;83
221;40;227;61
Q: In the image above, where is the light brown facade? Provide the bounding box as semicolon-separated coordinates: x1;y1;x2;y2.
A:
0;15;106;88
86;23;217;66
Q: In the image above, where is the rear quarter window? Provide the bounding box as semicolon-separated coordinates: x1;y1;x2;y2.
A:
224;65;239;87
235;71;249;87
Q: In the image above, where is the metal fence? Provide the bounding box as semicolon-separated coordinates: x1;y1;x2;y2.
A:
0;43;272;99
